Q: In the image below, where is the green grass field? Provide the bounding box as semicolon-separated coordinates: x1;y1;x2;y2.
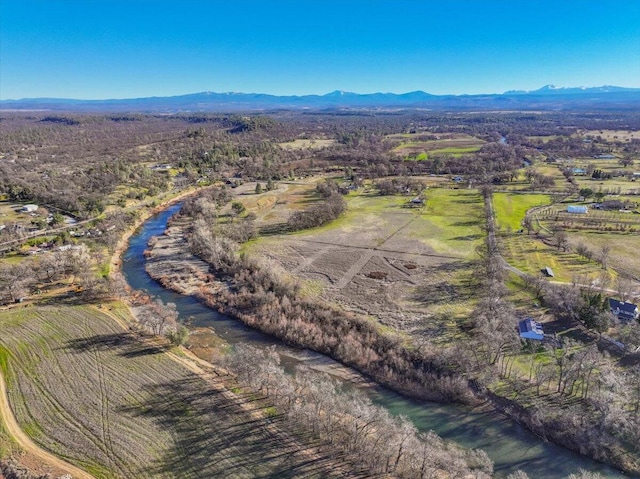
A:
500;234;605;283
284;187;486;258
419;188;485;257
567;231;640;279
0;304;342;479
429;146;482;156
389;133;484;160
493;193;551;230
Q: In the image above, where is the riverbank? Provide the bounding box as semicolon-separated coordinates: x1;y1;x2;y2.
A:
140;205;635;478
109;186;202;276
144;216;384;386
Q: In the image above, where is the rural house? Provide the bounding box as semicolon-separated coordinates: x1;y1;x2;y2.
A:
608;298;639;321
519;318;545;341
572;167;587;175
567;205;588;214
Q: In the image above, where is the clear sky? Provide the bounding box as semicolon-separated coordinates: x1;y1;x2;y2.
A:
1;0;639;100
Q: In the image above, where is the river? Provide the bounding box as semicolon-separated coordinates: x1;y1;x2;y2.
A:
121;204;628;479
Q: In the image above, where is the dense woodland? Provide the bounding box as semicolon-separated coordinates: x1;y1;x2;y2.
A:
1;110;640;477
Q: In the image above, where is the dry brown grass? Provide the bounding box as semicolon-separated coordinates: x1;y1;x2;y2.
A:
247;189;483;340
277;138;336;150
580;129;640;141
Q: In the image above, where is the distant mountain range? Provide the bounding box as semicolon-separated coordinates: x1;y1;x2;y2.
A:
2;85;639;112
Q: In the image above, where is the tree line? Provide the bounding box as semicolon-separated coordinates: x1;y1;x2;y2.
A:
225;344;493;479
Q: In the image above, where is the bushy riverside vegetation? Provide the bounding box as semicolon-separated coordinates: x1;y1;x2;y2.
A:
0;460;56;479
226;344;493;478
287;182;347;231
467;192;640;472
178;183;640;473
463;242;640;471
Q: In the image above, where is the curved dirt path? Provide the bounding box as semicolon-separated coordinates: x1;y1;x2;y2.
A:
0;371;96;479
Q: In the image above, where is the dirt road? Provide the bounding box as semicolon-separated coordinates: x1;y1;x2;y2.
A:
0;371;96;479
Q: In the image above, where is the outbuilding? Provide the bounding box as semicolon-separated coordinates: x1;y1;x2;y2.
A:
519;318;544;341
21;204;38;213
567;205;588;214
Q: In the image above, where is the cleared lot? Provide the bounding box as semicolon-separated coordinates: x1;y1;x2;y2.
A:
249;187;485;340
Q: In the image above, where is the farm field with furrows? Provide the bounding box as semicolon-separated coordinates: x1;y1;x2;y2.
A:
247;186;485;340
0;305;347;479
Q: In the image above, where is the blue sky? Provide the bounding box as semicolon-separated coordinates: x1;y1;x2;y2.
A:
1;0;639;99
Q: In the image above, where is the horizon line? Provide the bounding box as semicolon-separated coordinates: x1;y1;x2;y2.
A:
3;84;640;102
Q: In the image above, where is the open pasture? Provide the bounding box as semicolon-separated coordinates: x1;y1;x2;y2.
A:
567;232;640;279
500;234;605;283
278;138;336;150
493;193;551;231
234;179;323;225
388;133;484;159
248;187;485;338
556;158;640;195
580;129;640;141
0;304;344;479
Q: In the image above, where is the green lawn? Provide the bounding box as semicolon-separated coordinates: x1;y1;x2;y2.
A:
429;146;481;156
493;193;551;231
418;188;485;258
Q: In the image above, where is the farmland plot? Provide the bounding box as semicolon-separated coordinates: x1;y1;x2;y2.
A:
248;189;485;340
0;305;348;479
388;132;484;159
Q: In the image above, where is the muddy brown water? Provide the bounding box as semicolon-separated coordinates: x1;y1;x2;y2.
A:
122;204;629;478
